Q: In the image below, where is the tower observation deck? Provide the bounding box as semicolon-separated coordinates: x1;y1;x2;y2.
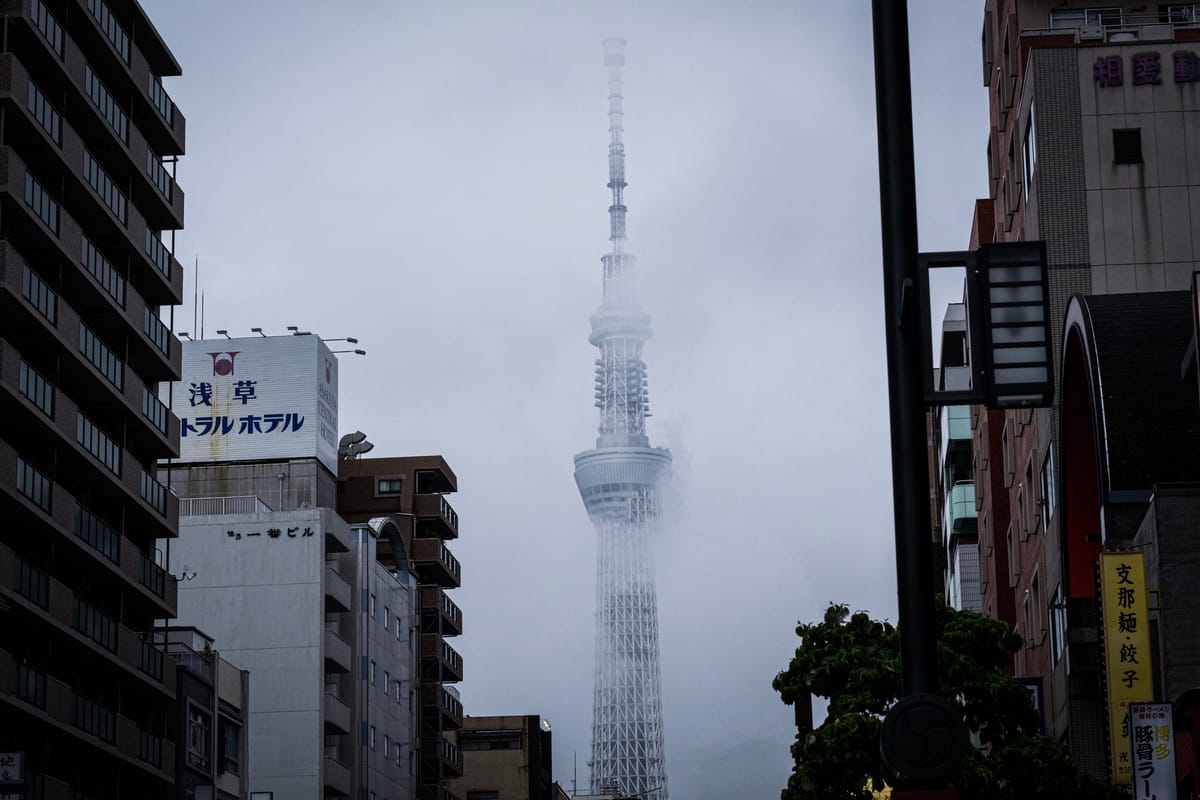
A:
573;38;671;800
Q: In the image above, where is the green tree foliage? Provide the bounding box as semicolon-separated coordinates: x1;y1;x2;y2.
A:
772;600;1124;800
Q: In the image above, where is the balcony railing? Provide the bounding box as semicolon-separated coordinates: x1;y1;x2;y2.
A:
179;495;272;516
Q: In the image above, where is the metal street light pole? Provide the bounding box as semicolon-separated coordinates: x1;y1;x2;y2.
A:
871;0;965;788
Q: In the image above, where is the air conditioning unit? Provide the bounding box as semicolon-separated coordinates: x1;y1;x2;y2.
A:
1078;24;1105;42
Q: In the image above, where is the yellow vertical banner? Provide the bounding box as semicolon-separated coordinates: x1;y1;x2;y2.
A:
1100;552;1154;785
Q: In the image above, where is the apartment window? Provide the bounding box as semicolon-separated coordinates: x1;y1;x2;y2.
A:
370;660;377;685
148;74;174;125
395;618;402;641
143;386;169;434
73;692;116;742
16;662;46;708
30;0;63;57
78;323;124;390
146;228;171;278
27;81;61;144
75;505;119;563
147;149;173;201
370;593;377;618
378;478;402;494
1113;128;1143;164
1167;4;1200;23
1029;572;1043;645
1049;585;1068;667
384;606;391;629
370;725;376;750
86;0;130;62
220;721;246;777
384;670;390;694
408;628;415;651
384;734;390;757
394;680;402;704
82;150;127;224
81;236;125;307
21;264;57;324
459;730;523;751
1001;421;1014;488
144;307;171;356
1040;448;1056;533
24;172;59;233
409;751;415;774
1049;7;1122;28
84;64;128;142
73;596;117;651
77;414;121;475
1006;523;1018;588
1022;102;1036;202
394;742;402;766
187;705;212;770
16;456;52;512
16;559;49;608
19;361;54;418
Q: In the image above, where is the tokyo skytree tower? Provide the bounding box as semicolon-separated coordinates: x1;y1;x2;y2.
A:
573;38;671;800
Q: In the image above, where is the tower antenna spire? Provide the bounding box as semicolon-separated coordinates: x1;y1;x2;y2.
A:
574;39;672;800
604;38;627;251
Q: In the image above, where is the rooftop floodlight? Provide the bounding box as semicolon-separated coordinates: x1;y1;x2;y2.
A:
250;327;266;337
216;329;230;339
286;326;298;332
322;336;359;344
178;331;191;340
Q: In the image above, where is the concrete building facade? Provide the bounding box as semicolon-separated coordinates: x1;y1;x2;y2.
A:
0;0;186;795
446;715;554;800
337;456;465;800
163;626;251;800
968;0;1200;777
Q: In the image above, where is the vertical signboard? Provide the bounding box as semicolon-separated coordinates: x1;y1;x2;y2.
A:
1100;552;1154;785
1130;703;1177;800
170;336;339;474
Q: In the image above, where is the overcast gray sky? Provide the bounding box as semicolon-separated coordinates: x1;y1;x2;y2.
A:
140;2;988;797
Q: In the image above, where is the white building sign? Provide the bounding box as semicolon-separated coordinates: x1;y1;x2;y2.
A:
170;336;339;474
1130;702;1177;800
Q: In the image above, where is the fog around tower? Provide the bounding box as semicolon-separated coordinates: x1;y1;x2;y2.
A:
139;2;988;798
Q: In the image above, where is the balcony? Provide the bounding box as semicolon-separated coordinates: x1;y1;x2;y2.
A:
419;586;462;637
421;683;463;730
421;735;462;778
324;565;352;614
323;627;351;674
179;495;272;516
411;539;461;588
420;634;463;683
945;481;978;537
324;755;351;798
0;647;174;780
413;493;458;539
323;690;351;735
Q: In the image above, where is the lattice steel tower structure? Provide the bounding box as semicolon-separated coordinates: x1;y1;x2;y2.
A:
573;38;671;800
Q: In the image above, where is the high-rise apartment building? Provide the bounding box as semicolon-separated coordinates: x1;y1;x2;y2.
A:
969;0;1200;776
0;0;185;796
338;456;465;800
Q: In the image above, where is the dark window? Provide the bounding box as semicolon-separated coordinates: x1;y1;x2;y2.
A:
1113;128;1143;164
188;704;212;770
459;730;523;751
17;560;49;608
19;361;54;418
378;478;403;494
220;717;242;775
16;661;46;708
